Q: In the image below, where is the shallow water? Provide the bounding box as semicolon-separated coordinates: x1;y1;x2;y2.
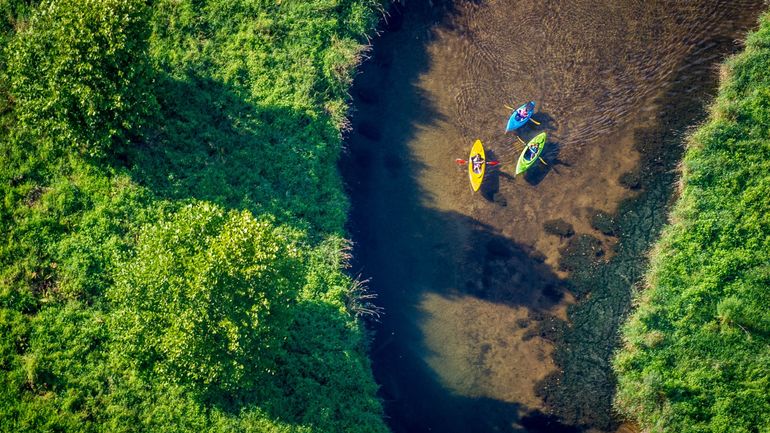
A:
342;1;766;432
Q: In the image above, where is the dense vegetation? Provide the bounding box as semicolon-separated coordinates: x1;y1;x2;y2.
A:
613;12;770;433
0;0;389;432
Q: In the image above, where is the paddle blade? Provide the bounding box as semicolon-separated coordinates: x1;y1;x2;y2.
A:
455;158;468;165
504;104;514;111
515;135;526;145
529;118;541;125
486;161;500;166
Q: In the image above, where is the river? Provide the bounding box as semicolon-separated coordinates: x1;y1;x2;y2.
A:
341;1;766;432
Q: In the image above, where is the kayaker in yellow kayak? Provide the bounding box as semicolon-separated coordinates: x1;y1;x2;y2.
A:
470;153;484;174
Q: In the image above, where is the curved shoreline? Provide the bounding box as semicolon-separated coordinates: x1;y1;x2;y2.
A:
344;2;767;432
612;12;770;432
533;23;753;429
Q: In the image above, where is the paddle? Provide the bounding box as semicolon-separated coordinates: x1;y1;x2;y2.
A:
515;136;548;165
455;159;499;166
505;105;540;125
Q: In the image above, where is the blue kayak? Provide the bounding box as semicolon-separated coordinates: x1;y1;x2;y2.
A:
506;101;535;132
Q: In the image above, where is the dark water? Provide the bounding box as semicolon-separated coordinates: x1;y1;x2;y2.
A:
341;1;766;432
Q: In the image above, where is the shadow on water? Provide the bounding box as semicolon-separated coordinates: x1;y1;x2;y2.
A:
530;112;557;133
533;17;768;433
343;1;767;433
516;112;558;137
343;1;578;432
521;138;563;185
480;148;501;201
350;207;576;433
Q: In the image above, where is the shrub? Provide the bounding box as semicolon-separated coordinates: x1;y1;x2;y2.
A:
109;202;306;398
6;0;156;158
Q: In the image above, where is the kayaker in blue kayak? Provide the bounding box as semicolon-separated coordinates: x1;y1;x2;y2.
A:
516;105;530;121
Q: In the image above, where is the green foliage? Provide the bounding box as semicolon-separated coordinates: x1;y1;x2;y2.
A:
129;0;385;233
0;0;388;431
6;0;157;158
109;203;305;398
613;12;770;433
0;1;38;139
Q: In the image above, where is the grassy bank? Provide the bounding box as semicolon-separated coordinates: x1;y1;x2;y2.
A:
613;12;770;433
0;1;389;432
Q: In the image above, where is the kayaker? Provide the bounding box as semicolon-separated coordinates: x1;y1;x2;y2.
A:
527;144;539;160
471;154;484;174
516;106;530;120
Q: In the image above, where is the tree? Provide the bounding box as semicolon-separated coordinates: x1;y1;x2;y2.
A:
6;0;156;157
108;202;306;400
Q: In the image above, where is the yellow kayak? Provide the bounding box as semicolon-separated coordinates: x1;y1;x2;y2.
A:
468;139;485;192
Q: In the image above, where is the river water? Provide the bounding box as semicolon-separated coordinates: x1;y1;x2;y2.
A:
341;1;766;432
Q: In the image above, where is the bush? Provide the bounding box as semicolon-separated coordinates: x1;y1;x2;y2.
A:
6;0;157;158
109;202;305;398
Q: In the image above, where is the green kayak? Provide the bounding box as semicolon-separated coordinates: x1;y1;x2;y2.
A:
515;132;547;175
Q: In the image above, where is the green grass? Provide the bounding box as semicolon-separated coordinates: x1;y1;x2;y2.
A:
0;1;389;432
613;12;770;433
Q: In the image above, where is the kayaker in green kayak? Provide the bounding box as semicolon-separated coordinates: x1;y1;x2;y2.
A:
515;132;547;175
526;143;539;160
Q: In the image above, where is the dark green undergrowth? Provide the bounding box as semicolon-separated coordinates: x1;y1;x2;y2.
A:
0;0;389;432
613;12;770;433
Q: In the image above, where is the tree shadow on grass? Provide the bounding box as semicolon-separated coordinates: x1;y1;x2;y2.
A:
121;71;347;233
108;70;391;426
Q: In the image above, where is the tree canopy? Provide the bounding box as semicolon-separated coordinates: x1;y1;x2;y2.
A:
109;203;305;398
0;0;389;432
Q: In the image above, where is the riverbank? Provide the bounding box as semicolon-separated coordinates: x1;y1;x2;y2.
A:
612;12;770;432
534;7;768;431
0;1;388;432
